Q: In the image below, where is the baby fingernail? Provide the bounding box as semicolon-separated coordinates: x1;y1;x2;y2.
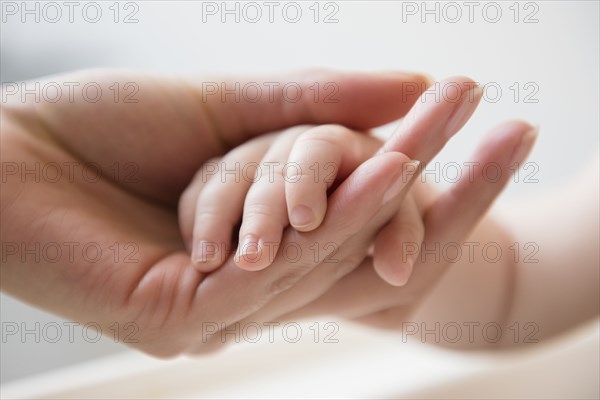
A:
192;240;218;264
237;235;260;257
290;205;314;229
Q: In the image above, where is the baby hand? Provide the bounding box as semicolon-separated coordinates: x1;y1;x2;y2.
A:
179;123;404;271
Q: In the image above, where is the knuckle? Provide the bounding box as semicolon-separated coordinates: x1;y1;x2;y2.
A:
195;208;235;228
269;162;286;179
284;163;318;184
282;125;314;137
243;203;274;220
297;124;351;146
195;208;222;220
254;162;286;184
199;184;228;201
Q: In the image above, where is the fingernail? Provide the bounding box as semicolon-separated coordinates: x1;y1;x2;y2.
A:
237;234;260;257
383;160;421;204
192;240;218;264
290;205;314;229
444;85;483;138
511;126;539;164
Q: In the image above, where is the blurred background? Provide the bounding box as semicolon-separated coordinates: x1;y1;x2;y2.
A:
1;0;598;398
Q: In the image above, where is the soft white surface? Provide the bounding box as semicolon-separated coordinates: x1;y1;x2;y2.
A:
1;320;598;399
1;0;599;391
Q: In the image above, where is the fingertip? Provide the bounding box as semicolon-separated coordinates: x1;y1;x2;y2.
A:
373;230;413;287
191;257;221;273
235;250;273;271
477;119;539;164
235;234;280;271
422;73;435;88
439;75;477;87
372;202;422;287
289;205;313;230
191;259;220;273
373;253;413;287
289;204;327;232
191;239;224;272
488;119;537;141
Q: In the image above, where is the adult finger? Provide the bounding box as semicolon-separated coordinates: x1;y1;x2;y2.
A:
373;194;425;286
423;121;538;245
279;121;539;321
380;76;483;164
194;70;433;147
191;151;416;327
26;69;431;206
232;77;484;323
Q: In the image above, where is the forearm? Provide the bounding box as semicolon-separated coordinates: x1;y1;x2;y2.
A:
408;159;599;349
501;158;599;341
405;216;518;349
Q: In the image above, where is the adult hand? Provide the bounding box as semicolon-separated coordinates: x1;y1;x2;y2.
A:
203;78;536;349
0;69;429;356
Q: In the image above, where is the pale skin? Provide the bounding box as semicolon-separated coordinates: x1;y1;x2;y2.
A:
183;76;486;287
283;157;600;349
1;69;597;357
